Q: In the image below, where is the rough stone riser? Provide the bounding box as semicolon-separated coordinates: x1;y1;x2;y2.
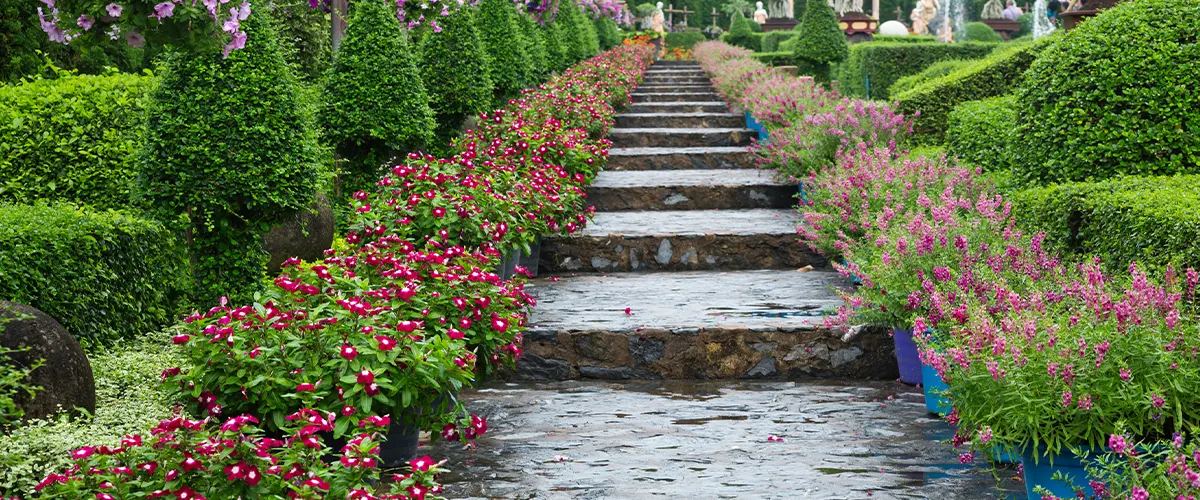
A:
587;184;796;211
540;234;824;273
641;77;712;85
625;103;729;114
631;93;721;103
614;114;743;129
606;150;760;170
610;129;754;148
634;85;717;94
512;327;897;380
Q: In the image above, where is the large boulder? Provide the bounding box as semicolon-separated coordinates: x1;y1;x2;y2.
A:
0;301;95;421
263;193;336;274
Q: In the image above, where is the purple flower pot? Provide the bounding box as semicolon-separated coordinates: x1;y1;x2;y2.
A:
892;328;922;385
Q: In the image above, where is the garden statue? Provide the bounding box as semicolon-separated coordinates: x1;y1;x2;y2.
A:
754;1;770;23
831;0;864;15
769;0;795;18
651;1;666;33
937;14;953;41
981;0;1005;18
912;0;938;34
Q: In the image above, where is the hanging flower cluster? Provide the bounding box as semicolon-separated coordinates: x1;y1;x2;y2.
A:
578;0;629;23
37;0;251;56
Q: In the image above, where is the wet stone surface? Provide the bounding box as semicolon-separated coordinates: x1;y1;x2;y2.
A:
606;147;757;170
424;380;1024;499
609;128;754;148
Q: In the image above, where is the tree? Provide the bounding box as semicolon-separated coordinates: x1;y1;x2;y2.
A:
138;13;323;303
541;13;570;71
562;1;594;63
478;0;533;101
418;7;494;144
322;0;435;192
793;0;848;83
517;13;550;81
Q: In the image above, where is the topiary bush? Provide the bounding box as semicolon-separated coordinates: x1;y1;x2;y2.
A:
562;1;597;63
594;17;621;49
665;30;707;49
837;41;997;100
266;1;332;82
793;0;849;82
478;0;533;101
725;10;755;49
519;13;550;80
895;39;1049;142
321;0;435;194
945;94;1017;170
138;13;323;305
541;16;570;72
871;34;938;43
887;58;971;96
963;21;1003;42
0;74;154;210
761;31;797;52
0;0;142;82
0;203;187;345
419;6;494;143
1009;0;1200;185
1013;12;1032;38
751;51;796;66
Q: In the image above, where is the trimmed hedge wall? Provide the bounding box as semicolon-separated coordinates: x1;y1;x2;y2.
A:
1009;0;1200;185
1010;175;1200;273
837;41;997;100
0;203;187;345
894;39;1048;142
963;22;1003;42
945;94;1016;170
0;74;154;210
665;31;706;49
752;51;796;66
887;59;971;97
762;31;797;52
871;35;937;43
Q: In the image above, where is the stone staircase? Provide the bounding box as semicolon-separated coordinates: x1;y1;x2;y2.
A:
516;60;894;381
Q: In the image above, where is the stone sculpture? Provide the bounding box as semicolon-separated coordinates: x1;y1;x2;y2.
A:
769;0;794;18
0;301;95;422
754;1;769;23
831;0;864;15
981;0;1005;18
650;1;666;33
911;0;938;35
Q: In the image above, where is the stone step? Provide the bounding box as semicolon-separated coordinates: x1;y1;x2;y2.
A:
513;269;889;380
648;60;701;67
614;112;743;129
587;169;795;211
626;101;729;114
635;84;717;94
642;76;711;84
607;147;760;170
609;128;754;148
632;92;722;103
540;209;823;273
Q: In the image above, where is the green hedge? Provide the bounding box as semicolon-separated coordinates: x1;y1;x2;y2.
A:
0;204;187;345
0;74;154;210
1009;0;1200;185
837;41;997;100
1010;175;1200;273
963;21;1003;42
793;0;848;82
894;39;1048;142
871;35;937;43
665;31;706;49
419;7;494;142
887;59;971;97
752;51;797;66
761;31;797;52
722;11;761;51
945;94;1017;170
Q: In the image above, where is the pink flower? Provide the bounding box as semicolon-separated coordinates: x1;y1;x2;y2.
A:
409;455;434;472
296;382;316;392
105;3;123;17
150;1;174;20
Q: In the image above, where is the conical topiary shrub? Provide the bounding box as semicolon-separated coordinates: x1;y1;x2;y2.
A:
725;10;754;49
793;0;848;83
322;0;435;192
138;13;322;303
541;15;570;71
418;6;494;145
594;17;620;50
518;13;550;81
562;1;594;63
478;0;533;101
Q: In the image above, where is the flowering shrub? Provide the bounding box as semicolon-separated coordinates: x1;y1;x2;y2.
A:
33;410;448;499
1082;433;1200;499
38;0;252;55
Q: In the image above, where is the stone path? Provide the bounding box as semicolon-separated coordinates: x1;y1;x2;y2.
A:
425;380;1024;499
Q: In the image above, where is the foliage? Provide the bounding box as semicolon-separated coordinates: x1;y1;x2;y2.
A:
594;17;622;49
321;0;435;194
945;94;1016;170
1009;0;1200;185
138;14;323;305
266;0;331;82
540;16;571;72
886;58;970;97
0;345;41;429
665;30;706;49
724;10;754;49
562;0;598;63
418;7;494;145
894;38;1048;141
37;0;252;56
0;332;182;494
792;0;848;82
751;51;795;66
0;74;154;210
1009;175;1200;274
760;31;797;52
1085;434;1200;499
962;21;1002;42
837;41;997;100
1013;12;1032;38
0;0;141;82
0;203;187;345
872;34;937;43
518;13;550;80
478;0;533;101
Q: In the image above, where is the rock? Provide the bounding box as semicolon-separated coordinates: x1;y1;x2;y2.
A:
514;352;573;381
579;366;634;380
263;193;336;274
743;356;777;378
0;301;95;421
629;337;665;366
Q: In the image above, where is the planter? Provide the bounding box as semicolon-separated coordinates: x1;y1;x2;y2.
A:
920;363;951;416
892;328;922;385
379;421;421;469
1019;446;1102;499
744;111;769;143
836;257;863;285
499;238;541;279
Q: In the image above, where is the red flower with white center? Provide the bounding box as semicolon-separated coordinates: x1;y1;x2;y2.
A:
296;383;316;392
340;344;358;360
375;335;397;351
180;454;203;472
446;328;465;340
357;369;375;385
491;313;508;333
365;382;380;396
172;334;190;344
409;455;434;472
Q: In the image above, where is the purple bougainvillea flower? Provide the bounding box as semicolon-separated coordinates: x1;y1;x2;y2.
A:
77;14;95;30
106;2;123;17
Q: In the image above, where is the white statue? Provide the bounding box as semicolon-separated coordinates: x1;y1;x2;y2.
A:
754;1;769;23
831;0;864;15
980;0;1004;18
650;1;666;33
769;0;794;19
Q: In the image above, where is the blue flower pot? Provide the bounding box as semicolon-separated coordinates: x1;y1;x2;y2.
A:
892;328;922;385
1019;447;1100;499
986;444;1019;465
744;111;768;143
921;363;951;416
